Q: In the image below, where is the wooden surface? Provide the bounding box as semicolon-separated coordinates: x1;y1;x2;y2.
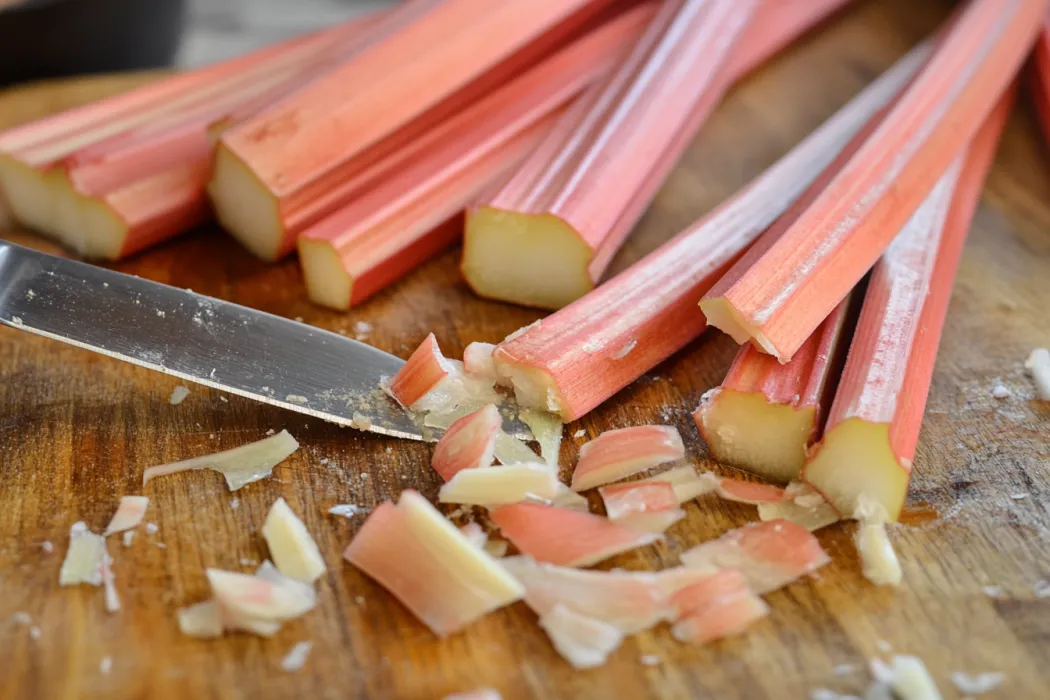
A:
2;0;1050;698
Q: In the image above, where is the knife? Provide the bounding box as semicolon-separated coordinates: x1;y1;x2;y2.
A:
0;241;522;442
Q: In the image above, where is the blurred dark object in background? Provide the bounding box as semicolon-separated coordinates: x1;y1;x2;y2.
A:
0;0;186;86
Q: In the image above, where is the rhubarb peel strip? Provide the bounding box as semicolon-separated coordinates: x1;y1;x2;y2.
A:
680;520;830;594
141;430;299;491
344;491;523;637
103;496;150;536
431;404;502;481
802;90;1013;521
439;464;560;506
489;502;660;568
571;425;685;492
700;0;1045;362
463;0;853;310
538;604;625;669
490;46;928;421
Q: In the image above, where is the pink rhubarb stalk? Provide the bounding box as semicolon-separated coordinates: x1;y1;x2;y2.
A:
489;46;928;421
802;90;1013;521
700;0;1046;362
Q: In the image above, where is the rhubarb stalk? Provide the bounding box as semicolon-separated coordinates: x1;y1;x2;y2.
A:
695;295;854;483
700;0;1045;362
1029;12;1050;149
490;47;927;421
802;90;1013;521
210;0;622;260
463;0;854;309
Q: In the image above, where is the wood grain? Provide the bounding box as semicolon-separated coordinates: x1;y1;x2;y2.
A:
2;0;1049;697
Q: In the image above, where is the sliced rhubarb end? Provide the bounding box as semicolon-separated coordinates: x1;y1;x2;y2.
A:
696;391;815;484
431;404;502;482
571;425;685;492
462;206;595;310
0;155;57;236
803;417;908;522
491;351;568;418
387;333;453;409
463;342;499;381
298;236;353;310
699;297;781;359
209;144;285;261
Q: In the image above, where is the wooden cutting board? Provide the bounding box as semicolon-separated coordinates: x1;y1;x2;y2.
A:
2;0;1049;698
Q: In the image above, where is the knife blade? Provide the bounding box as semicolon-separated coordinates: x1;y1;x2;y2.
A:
0;242;520;442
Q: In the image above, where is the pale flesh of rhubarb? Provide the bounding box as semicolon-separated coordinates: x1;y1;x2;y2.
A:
262;497;327;583
59;521;105;586
853;496;902;586
756;482;841;532
1026;348;1050;400
431;404;502;481
141;430;299;491
499;556;720;634
598;481;685;533
344;491;523;636
177;601;225;639
803;92;1012;520
696;297;853;484
489;501;660;568
538;603;625;669
519;409;563;468
700;0;1044;362
680;520;830;594
489;47;928;421
103;496;150;536
438;463;560;506
206;566;317;622
571;425;685;492
463;0;846;310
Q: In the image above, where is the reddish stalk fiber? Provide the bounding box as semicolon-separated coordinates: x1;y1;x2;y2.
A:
490;46;927;421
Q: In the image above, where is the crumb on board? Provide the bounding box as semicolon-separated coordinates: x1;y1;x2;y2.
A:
41;540;53;553
100;656;112;674
573;429;586;438
145;523;159;535
950;671;1003;695
982;585;1003;598
280;641;313;672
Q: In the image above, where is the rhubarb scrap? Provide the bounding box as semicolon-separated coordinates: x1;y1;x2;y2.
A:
519;409;563;468
499;556;719;634
103;496;150;536
493;430;542;466
177;601;225;639
598;481;686;533
386;333;499;415
571;425;685;492
431;404;502;481
638;465;718;504
700;0;1044;362
142;429;299;491
59;521;105;587
853;497;902;586
695;296;853;484
206;565;317;622
463;0;851;309
1026;348;1050;400
680;520;830;593
538;603;625;669
262;497;327;583
489;501;660;568
344;491;523;636
439;464;560;506
803;92;1012;520
280;641;314;672
756;482;841;532
671;590;769;646
489;46;928;421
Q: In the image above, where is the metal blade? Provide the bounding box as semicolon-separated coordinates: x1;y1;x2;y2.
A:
0;242;484;442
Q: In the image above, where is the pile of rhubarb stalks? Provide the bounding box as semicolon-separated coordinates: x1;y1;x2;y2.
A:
15;0;1050;683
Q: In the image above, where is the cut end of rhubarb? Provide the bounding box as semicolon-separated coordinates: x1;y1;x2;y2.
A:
209;144;285;261
700;297;779;358
463;207;594;310
0;155;55;236
803;418;908;522
298;236;353;310
696;390;816;484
